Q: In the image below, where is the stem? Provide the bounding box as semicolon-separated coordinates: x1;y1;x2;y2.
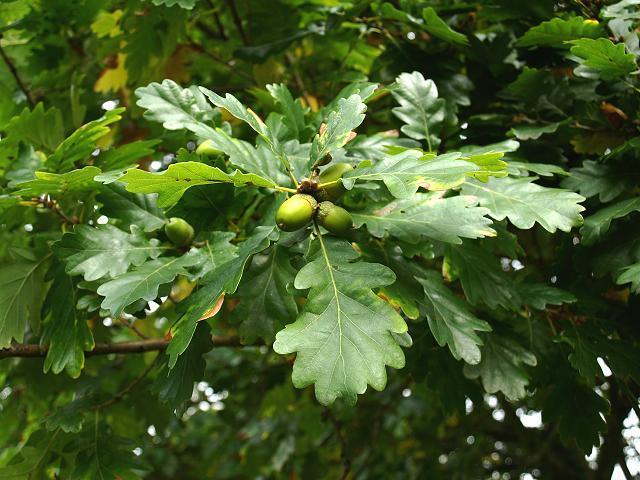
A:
37;195;78;225
0;45;34;107
90;354;159;410
274;185;298;193
323;407;351;479
0;335;252;359
317;180;341;189
225;0;249;45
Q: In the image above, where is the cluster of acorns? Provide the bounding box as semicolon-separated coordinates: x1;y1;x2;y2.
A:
276;163;354;235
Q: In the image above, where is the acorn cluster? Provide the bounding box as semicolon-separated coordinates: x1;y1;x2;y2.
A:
276;163;354;236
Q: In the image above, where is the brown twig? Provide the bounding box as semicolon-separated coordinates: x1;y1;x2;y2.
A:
225;0;249;45
0;45;34;107
186;41;254;83
0;335;247;359
323;407;351;479
284;52;314;109
90;354;159;410
37;195;78;225
118;317;148;340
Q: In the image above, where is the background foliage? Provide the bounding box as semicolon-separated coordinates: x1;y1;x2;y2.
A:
1;0;640;479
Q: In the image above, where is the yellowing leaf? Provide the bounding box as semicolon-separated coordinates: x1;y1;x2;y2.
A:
90;10;123;38
95;54;128;94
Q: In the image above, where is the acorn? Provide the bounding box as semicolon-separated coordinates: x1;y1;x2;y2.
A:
316;201;353;236
318;163;354;200
276;194;317;232
196;139;223;156
165;217;194;247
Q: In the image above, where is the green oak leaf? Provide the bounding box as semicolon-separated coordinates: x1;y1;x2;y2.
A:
70;421;147;479
376;247;426;320
0;432;63;479
352;193;495;244
447;242;522;310
233;246;298;344
416;271;491;365
391;71;446;151
167;226;277;367
266;83;309;141
45;396;92;433
580;197;640;245
1;103;64;152
273;238;408;405
94;139;160;171
516;17;604;48
343;150;478;198
190;128;293;186
0;252;48;348
152;0;197;8
309;94;367;165
556;324;602;384
97;252;200;316
562;160;628;203
97;183;165;232
509;122;561;140
41;265;94;378
462;177;585;233
569;38;637;80
135;79;215;131
199;87;295;174
464;334;537;401
53;224;163;281
45;108;124;172
508;161;568;177
519;284;576;310
153;322;213;415
617;262;640;292
12;166;100;197
188;231;238;280
543;375;609;452
463;152;509;182
421;7;468;45
117;161;277;208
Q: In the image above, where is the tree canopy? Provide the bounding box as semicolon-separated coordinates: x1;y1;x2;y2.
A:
0;0;639;479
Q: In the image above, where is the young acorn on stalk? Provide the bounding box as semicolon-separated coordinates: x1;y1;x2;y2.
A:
165;217;195;247
275;163;354;235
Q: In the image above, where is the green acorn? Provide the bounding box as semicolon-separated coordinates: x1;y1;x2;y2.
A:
318;163;354;200
196;139;223;156
165;217;194;247
276;194;317;232
316;201;353;236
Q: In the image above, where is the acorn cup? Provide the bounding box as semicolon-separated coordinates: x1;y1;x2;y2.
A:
315;201;353;236
276;194;318;232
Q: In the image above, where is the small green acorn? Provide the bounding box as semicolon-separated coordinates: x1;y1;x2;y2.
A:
276;194;317;232
165;217;195;247
196;139;223;156
316;201;353;236
318;163;354;200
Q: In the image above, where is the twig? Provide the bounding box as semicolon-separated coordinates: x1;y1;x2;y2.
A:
90;354;159;410
36;195;78;225
213;12;228;40
118;317;148;340
186;41;254;83
0;335;248;359
0;45;34;107
205;0;228;40
225;0;249;45
284;52;314;109
323;407;351;479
